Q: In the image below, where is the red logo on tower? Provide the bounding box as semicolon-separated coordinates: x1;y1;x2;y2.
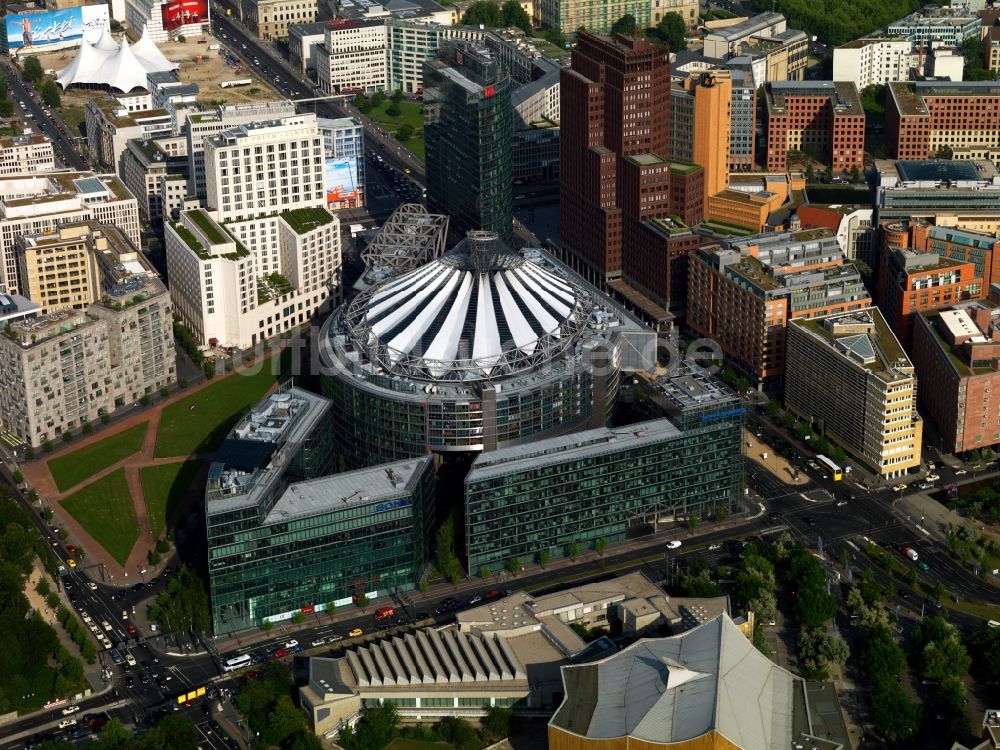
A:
484;85;495;98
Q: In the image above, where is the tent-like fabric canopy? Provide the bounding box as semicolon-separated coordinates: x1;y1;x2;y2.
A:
56;26;178;92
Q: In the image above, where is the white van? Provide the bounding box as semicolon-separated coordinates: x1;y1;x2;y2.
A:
125;652;137;667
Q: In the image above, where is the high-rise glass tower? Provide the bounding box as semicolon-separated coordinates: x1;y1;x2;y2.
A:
423;40;513;246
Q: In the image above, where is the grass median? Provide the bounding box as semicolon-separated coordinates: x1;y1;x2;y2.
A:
61;468;139;566
47;422;148;492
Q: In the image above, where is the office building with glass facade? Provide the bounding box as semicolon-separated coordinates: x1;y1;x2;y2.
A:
318;234;656;469
205;383;436;634
424;40;513;246
463;369;744;573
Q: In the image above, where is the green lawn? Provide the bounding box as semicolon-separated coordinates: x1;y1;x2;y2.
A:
154;355;283;458
47;422;148;492
59;104;86;138
61;469;139;566
140;461;203;537
366;99;425;161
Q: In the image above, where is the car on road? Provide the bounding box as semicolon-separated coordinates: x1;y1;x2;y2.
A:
954;469;968;475
61;705;80;715
284;640;298;649
310;638;327;647
708;544;722;551
836;500;848;507
927;473;940;481
127;625;137;635
892;484;906;492
468;595;482;605
81;612;91;623
664;540;682;549
274;648;288;658
58;718;77;729
918;562;930;571
67;559;76;568
87;582;97;590
348;628;363;638
918;482;934;490
102;620;112;631
483;590;500;600
66;544;77;555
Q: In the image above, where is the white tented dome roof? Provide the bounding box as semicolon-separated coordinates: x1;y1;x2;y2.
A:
342;231;595;380
56;27;178;92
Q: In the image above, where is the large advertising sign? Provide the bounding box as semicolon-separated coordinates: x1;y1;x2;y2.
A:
5;6;108;52
325;157;362;209
161;0;208;32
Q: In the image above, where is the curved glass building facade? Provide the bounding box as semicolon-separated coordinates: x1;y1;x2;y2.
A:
319;234;640;468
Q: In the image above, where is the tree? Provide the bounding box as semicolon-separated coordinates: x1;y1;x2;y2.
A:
824;165;833;182
462;0;503;27
478;564;492;580
22;57;43;83
537;549;550;568
482;705;513;737
291;611;305;625
347;701;399;750
396;123;414;141
595;537;607;557
386;101;401;117
832;445;847;465
12;470;23;485
41;506;53;522
921;635;971;682
681;569;722;597
797;627;849;679
501;0;532;33
260;619;274;633
687;513;699;532
392;88;403;103
352;93;368;112
850;164;861;183
805;164;815;182
354;593;369;611
766;399;781;417
568;541;580;561
148;565;211;633
506;556;521;575
655;12;686;52
610;13;636;36
781;411;795;429
39;80;60;108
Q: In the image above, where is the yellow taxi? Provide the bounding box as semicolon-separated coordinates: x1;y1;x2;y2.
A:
348;628;363;638
67;559;77;568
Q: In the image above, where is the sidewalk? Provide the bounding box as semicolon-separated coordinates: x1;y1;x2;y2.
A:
21;351;281;584
208;507;767;653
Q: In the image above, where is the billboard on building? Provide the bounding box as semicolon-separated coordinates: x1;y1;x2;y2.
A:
5;6;109;52
325;157;361;209
161;0;208;32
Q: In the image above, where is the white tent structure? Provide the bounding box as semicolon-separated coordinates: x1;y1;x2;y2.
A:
56;27;178;92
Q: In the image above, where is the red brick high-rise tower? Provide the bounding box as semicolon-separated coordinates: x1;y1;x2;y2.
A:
560;33;703;322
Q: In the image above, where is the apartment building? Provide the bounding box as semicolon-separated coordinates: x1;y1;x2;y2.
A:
535;0;651;35
881;217;1000;286
833;37;911;90
167;115;341;349
687;229;871;390
703;12;787;57
651;0;699;28
241;0;316;40
0;134;55;176
986;26;1000;73
728;69;756;171
119;136;188;226
316;19;388;95
764;80;865;172
288;21;328;74
0;224;175;448
183;101;297;198
0;173;141;296
912;302;1000;454
877;248;982;349
14;224;101;314
886;81;1000;160
795;205;876;267
785;308;922;478
84;97;175;172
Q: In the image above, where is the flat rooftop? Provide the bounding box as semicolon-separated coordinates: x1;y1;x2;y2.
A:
792;308;911;379
652;365;742;414
466;418;684;484
767;80;862;113
265;456;431;524
889;80;1000;116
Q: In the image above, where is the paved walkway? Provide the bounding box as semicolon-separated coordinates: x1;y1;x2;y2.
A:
744;429;808;486
21;357;278;583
